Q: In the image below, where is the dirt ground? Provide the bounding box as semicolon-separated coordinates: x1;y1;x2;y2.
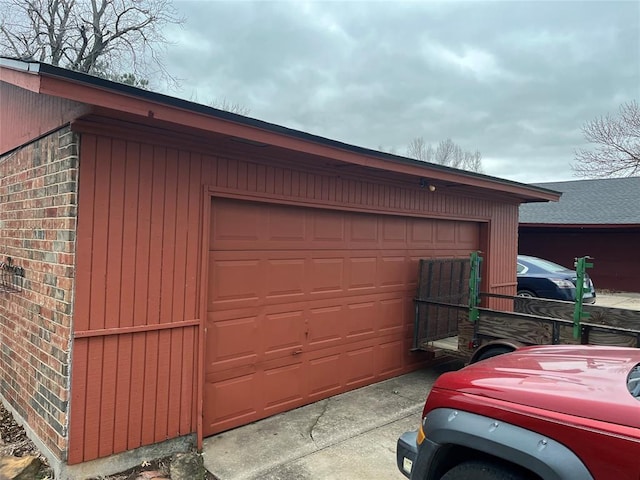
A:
0;405;53;479
0;404;214;480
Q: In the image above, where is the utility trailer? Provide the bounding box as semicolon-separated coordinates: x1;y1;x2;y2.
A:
413;253;640;363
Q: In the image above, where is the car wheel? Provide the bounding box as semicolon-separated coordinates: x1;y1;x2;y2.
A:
516;289;536;298
472;345;514;362
441;460;526;480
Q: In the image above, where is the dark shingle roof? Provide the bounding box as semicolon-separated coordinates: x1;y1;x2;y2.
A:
519;177;640;225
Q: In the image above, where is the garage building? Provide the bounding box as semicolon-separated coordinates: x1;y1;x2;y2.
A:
519;177;640;293
0;58;558;477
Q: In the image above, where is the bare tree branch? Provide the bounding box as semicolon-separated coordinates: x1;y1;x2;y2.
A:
572;100;640;178
0;0;184;87
0;24;24;56
407;136;431;161
208;98;251;116
406;136;483;173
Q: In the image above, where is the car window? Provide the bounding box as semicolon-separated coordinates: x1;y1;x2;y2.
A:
628;364;640;399
522;257;569;273
517;263;527;274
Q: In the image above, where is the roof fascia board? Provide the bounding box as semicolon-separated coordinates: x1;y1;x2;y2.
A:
0;57;40;73
0;63;42;93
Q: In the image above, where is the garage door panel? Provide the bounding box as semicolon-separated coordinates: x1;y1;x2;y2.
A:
210;201;263;248
204;374;258;432
432;250;470;259
307;354;342;399
265;258;306;300
407;255;427;289
307;305;345;348
309;257;344;294
344;346;376;387
205;198;480;436
348;215;378;246
266;206;307;242
206;314;258;370
409;219;435;246
403;297;416;327
435;220;456;244
263;310;305;359
208;305;262;323
205;362;258;385
263;363;304;412
312;210;346;243
345;301;377;339
376;340;404;376
379;255;408;288
208;255;262;310
381;216;408;247
456;222;479;247
378;298;405;333
347;256;378;291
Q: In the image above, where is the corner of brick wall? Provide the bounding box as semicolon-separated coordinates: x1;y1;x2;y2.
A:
0;126;78;460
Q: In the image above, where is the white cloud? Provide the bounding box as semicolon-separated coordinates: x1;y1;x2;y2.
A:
162;0;640;183
427;44;506;81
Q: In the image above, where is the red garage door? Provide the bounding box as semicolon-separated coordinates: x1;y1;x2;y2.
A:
204;198;479;435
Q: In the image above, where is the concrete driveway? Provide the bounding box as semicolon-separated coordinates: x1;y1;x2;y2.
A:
596;291;640;310
202;359;463;480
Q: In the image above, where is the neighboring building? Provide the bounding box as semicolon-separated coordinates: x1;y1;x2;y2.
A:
0;57;558;478
519;177;640;293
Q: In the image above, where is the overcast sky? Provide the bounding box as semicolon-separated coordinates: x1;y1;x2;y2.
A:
163;1;640;183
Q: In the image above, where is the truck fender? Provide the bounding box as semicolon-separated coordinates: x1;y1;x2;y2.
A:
425;408;594;480
469;339;525;364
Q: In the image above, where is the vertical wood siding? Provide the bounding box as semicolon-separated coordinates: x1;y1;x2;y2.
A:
68;136;202;463
486;205;520;310
69;128;519;463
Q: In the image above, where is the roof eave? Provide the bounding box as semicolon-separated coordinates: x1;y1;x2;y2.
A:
1;58;559;203
0;58;42;92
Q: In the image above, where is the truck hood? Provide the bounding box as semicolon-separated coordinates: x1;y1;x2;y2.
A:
437;345;640;429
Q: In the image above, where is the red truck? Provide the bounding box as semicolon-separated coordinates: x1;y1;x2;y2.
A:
397;345;640;480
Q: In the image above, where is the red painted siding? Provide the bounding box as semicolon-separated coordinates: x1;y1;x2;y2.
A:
519;227;640;293
68;123;520;463
68;135;202;464
0;82;90;154
485;205;520;310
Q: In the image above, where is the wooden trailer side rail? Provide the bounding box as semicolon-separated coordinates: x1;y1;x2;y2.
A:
476;308;640;346
412;254;640;360
456;304;640;359
482;292;640;329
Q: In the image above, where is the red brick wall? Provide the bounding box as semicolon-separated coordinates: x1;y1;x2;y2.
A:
0;126;78;460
